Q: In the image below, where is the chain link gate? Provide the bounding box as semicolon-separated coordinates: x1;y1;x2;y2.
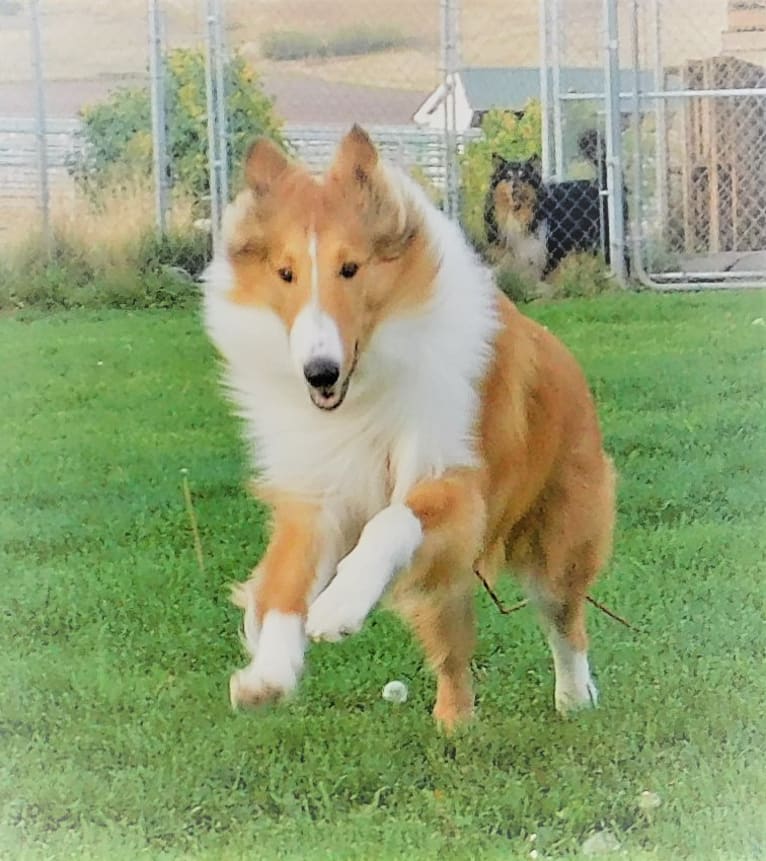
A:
8;0;765;292
537;0;766;288
626;0;766;289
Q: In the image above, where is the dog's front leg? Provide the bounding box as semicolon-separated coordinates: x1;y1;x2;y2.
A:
306;468;485;644
305;503;424;642
229;496;338;709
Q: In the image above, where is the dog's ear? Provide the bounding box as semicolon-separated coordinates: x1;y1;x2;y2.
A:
244;137;290;196
330;124;379;188
329;125;420;262
525;154;543;185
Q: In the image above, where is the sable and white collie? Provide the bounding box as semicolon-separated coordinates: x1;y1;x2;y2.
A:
203;125;616;730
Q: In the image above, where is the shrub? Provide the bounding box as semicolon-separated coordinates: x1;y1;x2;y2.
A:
260;26;407;61
550;253;616;298
326;26;407;57
0;185;206;312
494;260;538;304
459;104;543;249
69;48;283;205
0;243;201;312
260;30;327;61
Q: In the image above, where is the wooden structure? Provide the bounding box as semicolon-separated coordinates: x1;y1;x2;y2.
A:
673;54;766;253
722;0;766;66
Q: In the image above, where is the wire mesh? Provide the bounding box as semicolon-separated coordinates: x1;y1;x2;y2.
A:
1;0;763;288
628;0;766;286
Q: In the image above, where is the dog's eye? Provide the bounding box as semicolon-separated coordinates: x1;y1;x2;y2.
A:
277;267;293;283
339;262;359;279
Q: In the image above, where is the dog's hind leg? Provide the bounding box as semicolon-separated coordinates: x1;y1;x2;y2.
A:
515;456;615;713
520;501;613;713
525;572;598;713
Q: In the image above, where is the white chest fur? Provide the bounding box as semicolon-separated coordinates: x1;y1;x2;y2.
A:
203;174;499;525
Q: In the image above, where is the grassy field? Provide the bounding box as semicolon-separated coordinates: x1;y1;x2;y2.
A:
1;290;765;860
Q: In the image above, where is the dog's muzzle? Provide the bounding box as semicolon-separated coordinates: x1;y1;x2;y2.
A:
302;345;358;411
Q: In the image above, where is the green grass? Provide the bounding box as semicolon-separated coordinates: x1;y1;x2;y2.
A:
1;291;765;860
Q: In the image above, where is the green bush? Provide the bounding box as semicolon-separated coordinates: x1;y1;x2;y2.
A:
260;26;407;61
494;260;537;304
551;253;615;298
260;30;327;60
131;229;210;280
69;48;283;204
326;26;407;56
0;227;206;312
459;104;543;249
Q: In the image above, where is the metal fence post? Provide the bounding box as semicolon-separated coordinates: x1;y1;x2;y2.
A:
148;0;170;233
29;0;50;251
440;0;460;221
204;0;228;250
629;0;644;277
550;0;564;179
538;0;553;182
213;0;229;209
652;0;668;233
602;0;627;283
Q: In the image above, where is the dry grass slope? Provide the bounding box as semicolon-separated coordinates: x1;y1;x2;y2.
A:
0;0;729;94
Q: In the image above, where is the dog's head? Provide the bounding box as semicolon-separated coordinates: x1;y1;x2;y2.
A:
223;125;435;411
489;153;543;191
488;153;542;232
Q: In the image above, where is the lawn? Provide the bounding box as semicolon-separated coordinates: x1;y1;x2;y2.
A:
1;290;764;860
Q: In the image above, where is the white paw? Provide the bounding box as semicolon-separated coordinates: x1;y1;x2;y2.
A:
229;653;300;708
555;676;599;714
305;575;370;643
306;552;377;642
548;631;599;714
229;611;305;709
306;504;423;643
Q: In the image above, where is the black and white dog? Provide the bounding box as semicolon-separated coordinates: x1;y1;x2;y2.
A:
484;130;629;279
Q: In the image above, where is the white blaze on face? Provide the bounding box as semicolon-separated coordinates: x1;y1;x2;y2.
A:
289;230;344;374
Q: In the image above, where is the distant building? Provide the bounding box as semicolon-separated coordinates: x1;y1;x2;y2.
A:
413;66;654;132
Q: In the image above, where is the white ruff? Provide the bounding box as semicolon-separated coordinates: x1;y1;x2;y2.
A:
204;169;499;529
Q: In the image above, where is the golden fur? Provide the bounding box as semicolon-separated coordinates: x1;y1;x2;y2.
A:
216;128;616;729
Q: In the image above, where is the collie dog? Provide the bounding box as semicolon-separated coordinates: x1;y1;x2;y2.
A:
484;130;629;279
203;126;616;730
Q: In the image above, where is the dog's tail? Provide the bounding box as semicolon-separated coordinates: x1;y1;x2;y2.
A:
577;129;607;190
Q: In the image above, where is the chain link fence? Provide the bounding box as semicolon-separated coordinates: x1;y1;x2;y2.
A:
627;0;766;287
2;0;764;288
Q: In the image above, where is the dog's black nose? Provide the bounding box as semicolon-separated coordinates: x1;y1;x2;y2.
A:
303;358;340;390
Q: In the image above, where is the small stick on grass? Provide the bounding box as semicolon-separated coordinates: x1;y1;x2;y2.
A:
474;569;643;633
181;468;205;574
586;594;644;633
474;569;529;615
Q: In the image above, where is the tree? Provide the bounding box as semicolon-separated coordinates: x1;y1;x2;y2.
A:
69;49;284;207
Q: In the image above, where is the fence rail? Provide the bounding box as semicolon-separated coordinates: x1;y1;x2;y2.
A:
0;118;477;200
2;0;764;288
